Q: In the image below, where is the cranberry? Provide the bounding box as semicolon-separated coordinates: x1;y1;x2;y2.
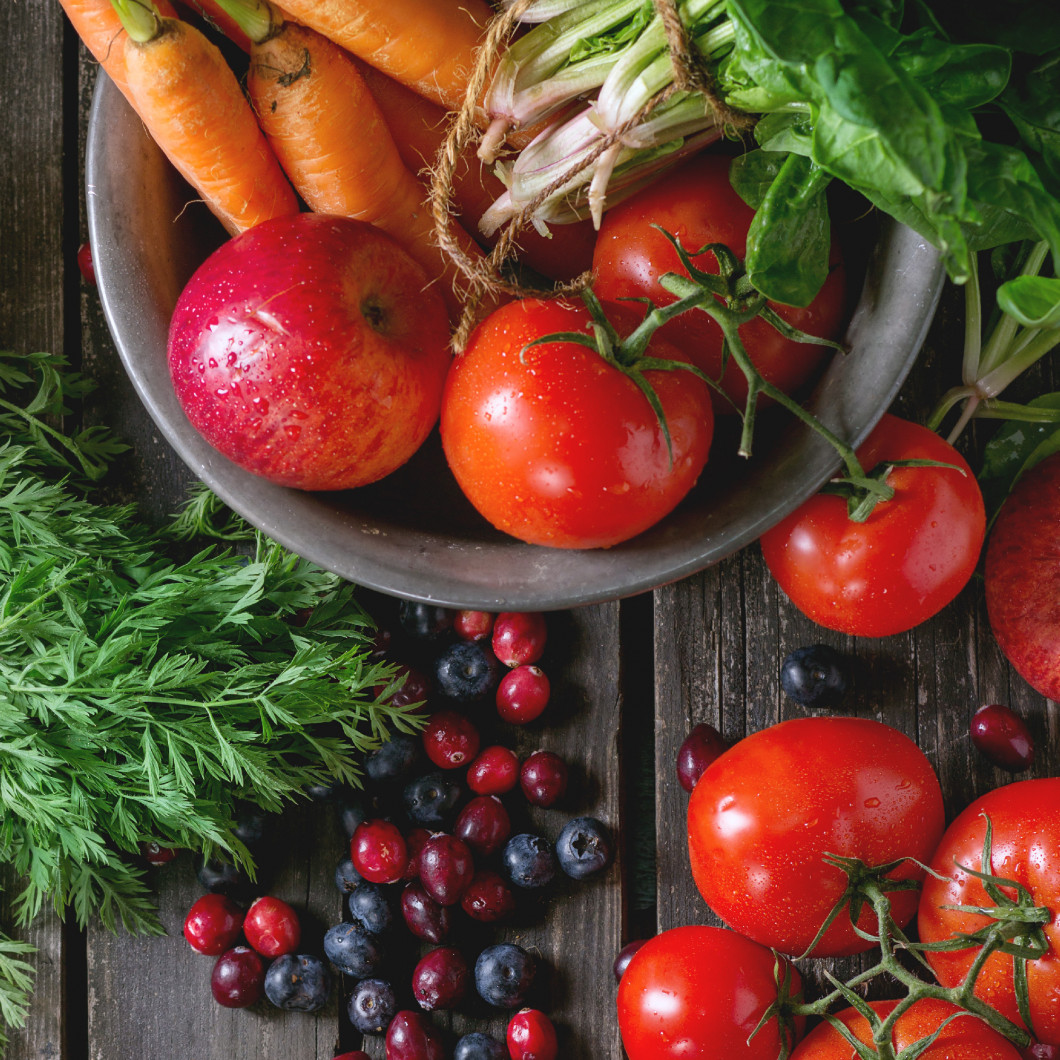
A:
139;841;178;866
455;609;495;642
461;870;517;923
467;745;520;795
243;895;301;957
412;946;471;1010
455;795;511;857
76;242;96;285
369;625;393;658
210;945;266;1008
519;751;568;807
403;826;432;880
351;818;409;883
379;663;432;712
332;1053;372;1060
676;722;728;792
492;612;548;667
401;880;452;943
423;710;481;769
183;893;244;955
419;833;475;906
613;939;649;982
507;1008;558;1060
971;704;1035;772
496;665;551;724
1025;1045;1060;1060
385;1010;445;1060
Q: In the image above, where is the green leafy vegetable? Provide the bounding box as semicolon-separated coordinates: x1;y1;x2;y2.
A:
0;350;418;1045
978;393;1060;519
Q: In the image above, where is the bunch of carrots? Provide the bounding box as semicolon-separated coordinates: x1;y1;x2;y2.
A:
61;0;597;324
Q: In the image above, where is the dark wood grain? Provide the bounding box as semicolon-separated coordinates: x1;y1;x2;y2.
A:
1;1;70;1057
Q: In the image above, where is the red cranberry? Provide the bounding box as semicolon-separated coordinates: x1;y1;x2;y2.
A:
1025;1045;1060;1060
423;710;481;769
496;665;550;724
412;946;471;1011
369;626;393;658
419;833;475;906
210;945;266;1007
971;704;1035;772
401;880;452;943
461;869;517;923
332;1054;372;1060
139;841;178;866
467;745;520;795
519;750;568;807
403;826;432;880
676;722;728;793
378;663;432;712
507;1008;558;1060
492;612;548;667
183;893;244;955
455;610;495;642
455;795;511;857
351;819;409;884
243;895;301;958
385;1010;445;1060
613;939;649;982
76;242;96;285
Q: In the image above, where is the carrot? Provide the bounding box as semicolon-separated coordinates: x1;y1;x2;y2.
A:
110;1;299;236
175;0;253;52
216;0;485;320
59;0;177;99
274;0;491;111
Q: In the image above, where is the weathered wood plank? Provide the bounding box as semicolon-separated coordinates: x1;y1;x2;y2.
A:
1;1;70;1057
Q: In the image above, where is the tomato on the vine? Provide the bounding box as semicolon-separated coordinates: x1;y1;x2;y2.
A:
759;413;986;637
687;716;945;958
617;925;804;1060
789;999;1024;1059
440;297;714;549
592;152;848;412
918;778;1060;1047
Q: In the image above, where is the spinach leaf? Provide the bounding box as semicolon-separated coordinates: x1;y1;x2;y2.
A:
979;393;1060;517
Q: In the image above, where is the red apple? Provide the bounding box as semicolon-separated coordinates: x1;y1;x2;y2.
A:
985;451;1060;701
167;213;451;490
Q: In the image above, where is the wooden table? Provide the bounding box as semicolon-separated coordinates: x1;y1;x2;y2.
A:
2;3;1056;1058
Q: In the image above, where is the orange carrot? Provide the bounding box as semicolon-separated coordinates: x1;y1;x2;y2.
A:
59;0;177;99
274;0;491;111
224;1;486;319
112;2;299;236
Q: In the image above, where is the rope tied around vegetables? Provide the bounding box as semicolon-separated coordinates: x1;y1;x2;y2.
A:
428;0;751;349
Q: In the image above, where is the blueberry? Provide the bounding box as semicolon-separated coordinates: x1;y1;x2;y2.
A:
366;733;424;785
263;953;331;1011
232;807;270;851
334;857;363;895
196;856;256;903
399;601;455;641
454;1031;507;1060
433;641;502;704
338;792;370;838
403;770;465;829
502;833;558;889
780;644;850;707
305;779;342;801
348;880;394;934
555;816;613;879
323;921;383;978
346;977;397;1035
474;942;536;1009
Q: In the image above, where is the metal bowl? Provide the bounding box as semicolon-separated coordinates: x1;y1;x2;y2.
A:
86;73;945;610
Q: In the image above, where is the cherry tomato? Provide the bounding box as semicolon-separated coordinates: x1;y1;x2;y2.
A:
617;925;804;1060
440;297;714;549
789;999;1023;1059
759;414;986;637
592;152;847;412
687;716;945;957
918;779;1060;1047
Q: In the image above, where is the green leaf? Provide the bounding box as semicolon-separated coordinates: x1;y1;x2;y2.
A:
997;275;1060;327
978;393;1060;516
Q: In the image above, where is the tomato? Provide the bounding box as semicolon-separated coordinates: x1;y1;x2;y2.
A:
918;779;1060;1047
592;152;847;412
617;925;804;1060
789;999;1024;1059
687;716;945;958
440;297;714;549
759;413;986;637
